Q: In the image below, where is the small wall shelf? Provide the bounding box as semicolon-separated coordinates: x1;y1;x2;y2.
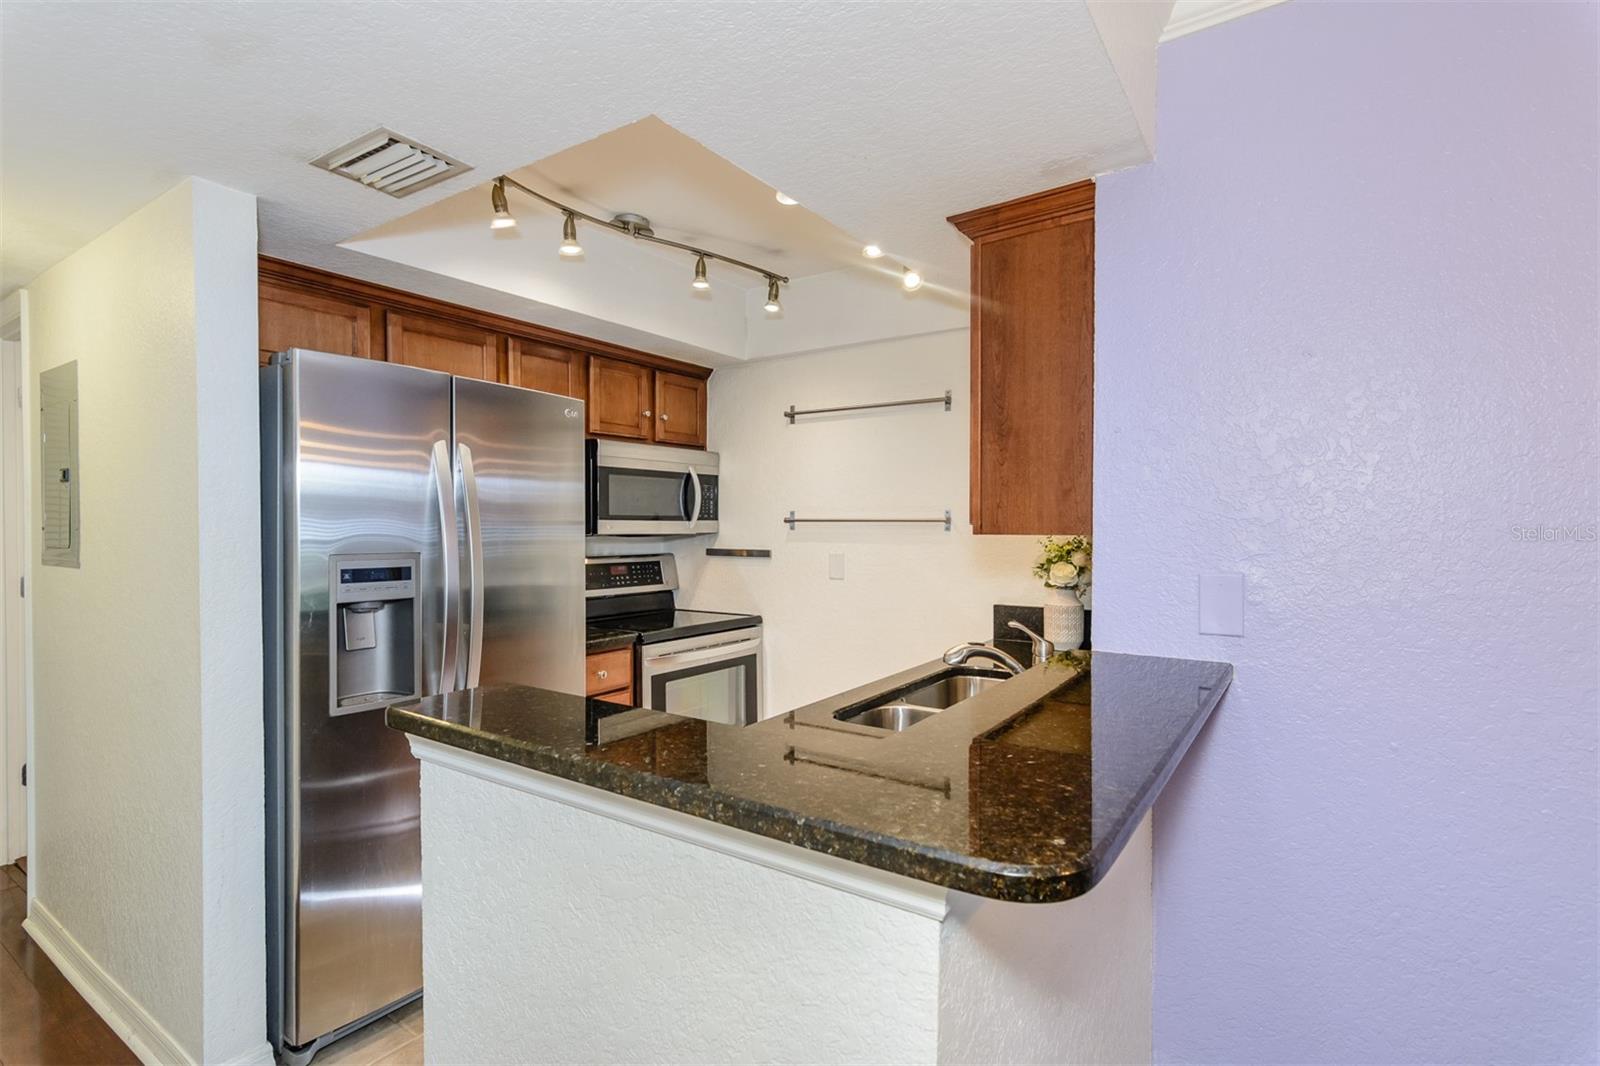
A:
705;548;772;558
783;510;952;532
784;390;951;424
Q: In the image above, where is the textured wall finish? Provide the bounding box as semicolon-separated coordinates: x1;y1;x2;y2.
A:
1095;3;1598;1062
418;751;943;1064
25;179;267;1063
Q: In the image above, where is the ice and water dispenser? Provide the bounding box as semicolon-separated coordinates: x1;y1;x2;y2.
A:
329;554;422;716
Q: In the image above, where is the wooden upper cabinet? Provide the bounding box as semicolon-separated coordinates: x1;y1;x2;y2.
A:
587;356;654;440
949;180;1094;536
508;338;585;400
653;371;707;447
385;311;502;381
259;282;373;366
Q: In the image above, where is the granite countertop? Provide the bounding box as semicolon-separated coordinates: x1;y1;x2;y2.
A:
387;650;1231;903
584;626;639;653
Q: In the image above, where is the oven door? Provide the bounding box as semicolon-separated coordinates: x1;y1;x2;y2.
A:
591;453;695;535
639;629;761;726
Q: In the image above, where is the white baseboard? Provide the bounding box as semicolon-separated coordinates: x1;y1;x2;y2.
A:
22;899;274;1066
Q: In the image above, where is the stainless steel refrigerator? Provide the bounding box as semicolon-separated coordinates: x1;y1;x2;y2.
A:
261;349;584;1063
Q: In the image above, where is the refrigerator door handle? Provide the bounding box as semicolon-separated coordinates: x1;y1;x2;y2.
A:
687;469;703;533
432;439;460;693
458;442;485;689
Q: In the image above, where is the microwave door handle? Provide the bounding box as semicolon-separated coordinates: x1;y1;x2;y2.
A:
687;469;702;532
646;636;762;668
431;439;460;694
458;443;485;688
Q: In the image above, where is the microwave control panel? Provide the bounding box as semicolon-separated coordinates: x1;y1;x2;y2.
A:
697;475;719;520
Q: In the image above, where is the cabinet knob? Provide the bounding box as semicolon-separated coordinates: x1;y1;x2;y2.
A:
643;410;652;418
596;669;608;680
660;413;669;421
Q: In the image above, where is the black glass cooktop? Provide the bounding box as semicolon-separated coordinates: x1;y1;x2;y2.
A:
589;608;761;645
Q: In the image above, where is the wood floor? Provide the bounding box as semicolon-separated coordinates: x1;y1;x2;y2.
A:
0;863;137;1066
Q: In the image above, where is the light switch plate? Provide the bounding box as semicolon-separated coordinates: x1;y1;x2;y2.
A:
828;552;846;581
1199;573;1245;636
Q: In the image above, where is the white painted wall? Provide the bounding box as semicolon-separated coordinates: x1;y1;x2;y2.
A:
675;331;1060;715
939;816;1153;1065
22;178;266;1065
417;742;944;1064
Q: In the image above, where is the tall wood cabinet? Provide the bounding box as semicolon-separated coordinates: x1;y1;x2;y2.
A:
948;180;1094;535
257;258;711;447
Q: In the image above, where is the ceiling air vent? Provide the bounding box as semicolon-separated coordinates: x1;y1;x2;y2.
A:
310;128;471;197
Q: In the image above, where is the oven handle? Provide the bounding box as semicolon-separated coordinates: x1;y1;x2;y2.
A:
644;634;762;668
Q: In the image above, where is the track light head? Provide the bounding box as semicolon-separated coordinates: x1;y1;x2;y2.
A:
559;212;583;257
692;254;710;290
490;179;516;230
901;266;923;292
764;277;782;314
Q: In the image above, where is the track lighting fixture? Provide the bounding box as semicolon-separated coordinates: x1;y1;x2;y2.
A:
558;212;583;257
862;244;884;259
901;266;924;292
489;178;516;229
489;174;789;305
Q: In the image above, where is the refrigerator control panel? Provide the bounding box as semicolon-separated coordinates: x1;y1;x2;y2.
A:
335;562;417;604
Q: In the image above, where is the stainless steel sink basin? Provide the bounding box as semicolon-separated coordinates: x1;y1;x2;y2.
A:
847;704;940;731
837;669;1010;731
895;673;1006;709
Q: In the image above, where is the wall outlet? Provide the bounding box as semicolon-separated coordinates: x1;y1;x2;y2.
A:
828;553;846;581
1199;573;1245;636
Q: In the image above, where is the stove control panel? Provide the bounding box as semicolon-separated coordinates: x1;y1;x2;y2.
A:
585;553;680;597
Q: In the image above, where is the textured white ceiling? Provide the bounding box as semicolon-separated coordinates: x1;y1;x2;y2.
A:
1;1;1163;338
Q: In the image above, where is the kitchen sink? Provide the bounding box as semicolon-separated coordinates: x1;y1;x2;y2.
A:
836;668;1010;732
894;673;1007;709
847;704;941;731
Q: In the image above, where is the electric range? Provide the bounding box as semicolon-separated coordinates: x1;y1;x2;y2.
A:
585;554;762;725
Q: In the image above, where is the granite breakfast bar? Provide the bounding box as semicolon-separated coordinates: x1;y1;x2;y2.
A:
388;650;1230;1063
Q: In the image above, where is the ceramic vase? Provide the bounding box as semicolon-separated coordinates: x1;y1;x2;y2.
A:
1043;587;1085;650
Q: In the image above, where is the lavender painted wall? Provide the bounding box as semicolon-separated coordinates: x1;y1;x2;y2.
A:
1094;3;1598;1062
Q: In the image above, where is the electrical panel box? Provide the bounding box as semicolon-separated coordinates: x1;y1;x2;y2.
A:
39;361;79;568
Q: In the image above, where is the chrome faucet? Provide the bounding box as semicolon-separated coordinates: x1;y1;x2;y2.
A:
1006;620;1056;664
942;641;1026;676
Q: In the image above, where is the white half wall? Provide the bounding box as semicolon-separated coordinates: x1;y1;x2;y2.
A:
675;331;1058;715
23;178;266;1064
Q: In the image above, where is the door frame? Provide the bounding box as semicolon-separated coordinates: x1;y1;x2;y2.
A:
0;290;32;867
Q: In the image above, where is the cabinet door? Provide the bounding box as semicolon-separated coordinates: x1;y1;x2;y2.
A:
385;312;502;381
950;181;1094;535
508;338;585;400
653;370;707;447
586;356;653;440
259;282;373;366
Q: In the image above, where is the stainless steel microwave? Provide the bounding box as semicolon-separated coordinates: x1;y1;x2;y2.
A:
587;440;719;536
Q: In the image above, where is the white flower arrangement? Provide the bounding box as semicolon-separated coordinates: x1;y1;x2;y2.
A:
1033;535;1092;610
